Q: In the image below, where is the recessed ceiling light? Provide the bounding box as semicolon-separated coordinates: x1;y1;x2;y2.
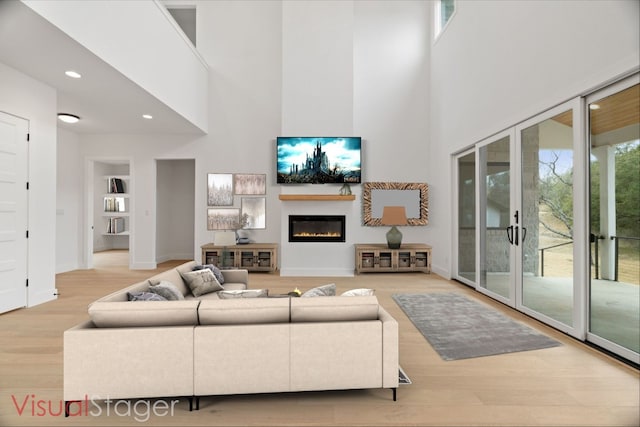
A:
142;114;153;119
590;104;601;110
65;70;82;79
57;113;80;123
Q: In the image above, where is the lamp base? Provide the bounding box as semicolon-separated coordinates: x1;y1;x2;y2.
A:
386;226;403;249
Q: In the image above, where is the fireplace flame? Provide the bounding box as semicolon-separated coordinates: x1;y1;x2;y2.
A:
293;232;341;237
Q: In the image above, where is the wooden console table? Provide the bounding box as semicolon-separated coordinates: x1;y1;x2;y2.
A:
201;243;278;273
355;243;431;274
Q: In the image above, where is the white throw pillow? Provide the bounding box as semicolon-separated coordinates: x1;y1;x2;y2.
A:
341;288;375;297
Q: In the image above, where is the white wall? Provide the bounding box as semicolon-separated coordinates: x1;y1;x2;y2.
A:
280;0;430;275
23;0;208;133
428;0;640;277
0;62;57;306
56;128;82;272
58;0;431;274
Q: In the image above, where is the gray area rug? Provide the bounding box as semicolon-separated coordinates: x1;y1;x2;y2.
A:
392;293;561;361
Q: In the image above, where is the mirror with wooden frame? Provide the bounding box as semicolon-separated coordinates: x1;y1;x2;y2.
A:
362;182;429;226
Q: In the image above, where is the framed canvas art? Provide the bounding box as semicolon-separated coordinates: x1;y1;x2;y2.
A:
241;197;266;229
207;173;233;206
207;208;240;230
234;173;266;195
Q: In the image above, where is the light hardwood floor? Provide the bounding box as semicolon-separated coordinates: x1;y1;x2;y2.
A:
0;257;638;426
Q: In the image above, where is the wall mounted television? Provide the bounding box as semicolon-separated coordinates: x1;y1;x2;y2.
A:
276;136;362;184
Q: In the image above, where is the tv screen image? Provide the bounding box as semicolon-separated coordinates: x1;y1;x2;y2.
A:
277;137;361;184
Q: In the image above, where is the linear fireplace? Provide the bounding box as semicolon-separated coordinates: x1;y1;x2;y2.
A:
288;215;346;243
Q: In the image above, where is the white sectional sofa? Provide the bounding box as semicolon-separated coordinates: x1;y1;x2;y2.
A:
63;261;399;415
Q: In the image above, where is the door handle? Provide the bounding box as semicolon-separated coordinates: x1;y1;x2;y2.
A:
506;225;514;245
521;227;527;243
514;225;519;246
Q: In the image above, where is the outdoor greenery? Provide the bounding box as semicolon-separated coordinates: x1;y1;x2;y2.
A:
540;141;639;242
590;141;640;240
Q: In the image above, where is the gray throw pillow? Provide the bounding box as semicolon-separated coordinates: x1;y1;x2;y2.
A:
193;264;225;285
180;269;224;297
127;291;168;301
301;283;336;297
218;289;269;299
148;280;185;301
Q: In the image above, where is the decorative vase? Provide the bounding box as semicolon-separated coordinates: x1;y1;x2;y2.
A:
386;226;402;249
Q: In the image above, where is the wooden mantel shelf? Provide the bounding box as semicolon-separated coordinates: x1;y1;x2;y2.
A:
278;194;356;201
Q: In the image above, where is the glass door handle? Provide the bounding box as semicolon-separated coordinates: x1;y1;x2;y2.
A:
514;225;519;246
506;225;514;244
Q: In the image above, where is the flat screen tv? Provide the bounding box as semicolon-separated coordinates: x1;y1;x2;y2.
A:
276;137;362;184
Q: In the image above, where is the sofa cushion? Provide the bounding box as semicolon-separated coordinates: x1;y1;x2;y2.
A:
148;280;185;301
341;288;375;297
301;283;336;297
127;291;167;301
290;296;380;322
198;298;290;325
193;264;225;285
180;269;224;297
218;289;269;299
88;300;200;327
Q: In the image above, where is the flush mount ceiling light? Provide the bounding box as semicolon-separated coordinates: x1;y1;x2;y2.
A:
142;114;153;119
57;113;80;124
64;70;82;79
590;104;601;110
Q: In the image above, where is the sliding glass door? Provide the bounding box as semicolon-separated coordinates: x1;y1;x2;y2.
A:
453;78;639;362
587;78;639;362
477;132;514;303
456;150;476;285
516;104;578;330
453;100;584;339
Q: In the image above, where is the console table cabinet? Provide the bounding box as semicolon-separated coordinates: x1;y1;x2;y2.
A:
355;243;431;274
201;243;278;273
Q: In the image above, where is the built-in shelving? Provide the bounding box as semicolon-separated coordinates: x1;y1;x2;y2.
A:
103;175;130;235
278;194;355;201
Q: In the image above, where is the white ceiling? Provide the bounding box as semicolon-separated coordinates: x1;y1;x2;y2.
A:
0;1;204;134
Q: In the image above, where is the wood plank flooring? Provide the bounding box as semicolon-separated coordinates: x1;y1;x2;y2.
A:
0;256;638;426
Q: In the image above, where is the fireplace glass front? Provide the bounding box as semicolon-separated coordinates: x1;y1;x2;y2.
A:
288;215;346;243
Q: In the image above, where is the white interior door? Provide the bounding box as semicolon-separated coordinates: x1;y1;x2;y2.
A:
0;112;28;314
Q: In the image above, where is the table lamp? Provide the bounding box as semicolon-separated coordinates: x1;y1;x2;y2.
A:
381;206;408;249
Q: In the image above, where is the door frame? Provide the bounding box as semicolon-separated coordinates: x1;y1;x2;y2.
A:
84;157;133;269
0;111;29;313
584;73;640;363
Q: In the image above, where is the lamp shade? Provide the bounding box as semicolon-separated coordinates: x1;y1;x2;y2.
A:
380;206;408;226
214;231;236;246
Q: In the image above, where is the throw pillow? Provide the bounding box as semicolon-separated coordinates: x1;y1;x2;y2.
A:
180;269;224;297
148;280;185;301
341;288;375;297
193;264;225;285
217;289;269;299
301;283;336;297
127;291;168;301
